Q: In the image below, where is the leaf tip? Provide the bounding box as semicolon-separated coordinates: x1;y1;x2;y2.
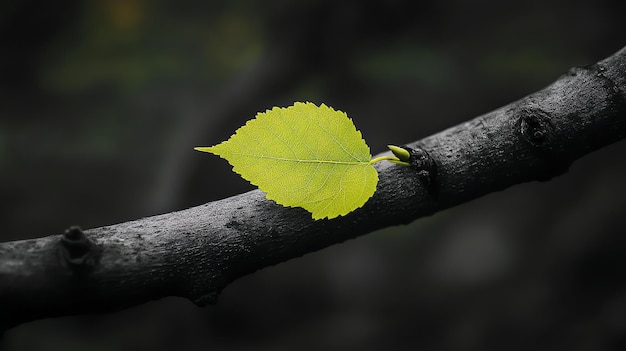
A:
194;146;214;153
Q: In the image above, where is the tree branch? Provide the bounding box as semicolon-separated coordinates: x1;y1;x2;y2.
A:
1;46;625;331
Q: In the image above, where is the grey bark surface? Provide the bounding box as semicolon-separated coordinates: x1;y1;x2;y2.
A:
1;46;625;331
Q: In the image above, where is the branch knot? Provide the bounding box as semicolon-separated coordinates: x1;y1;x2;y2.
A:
519;108;555;149
60;226;99;272
404;145;438;195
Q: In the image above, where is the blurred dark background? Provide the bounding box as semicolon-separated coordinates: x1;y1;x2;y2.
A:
1;0;626;350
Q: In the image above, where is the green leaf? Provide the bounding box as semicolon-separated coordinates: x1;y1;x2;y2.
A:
195;102;378;220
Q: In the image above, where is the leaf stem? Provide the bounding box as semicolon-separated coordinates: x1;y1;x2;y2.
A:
369;155;410;166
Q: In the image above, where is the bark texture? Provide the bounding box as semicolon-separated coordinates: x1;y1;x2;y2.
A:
1;46;625;331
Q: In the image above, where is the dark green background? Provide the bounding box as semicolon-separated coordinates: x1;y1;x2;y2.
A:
2;0;626;350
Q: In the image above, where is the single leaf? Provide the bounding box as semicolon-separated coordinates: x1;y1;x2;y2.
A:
195;102;378;220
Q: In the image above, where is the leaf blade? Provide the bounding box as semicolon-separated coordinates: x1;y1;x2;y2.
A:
197;102;378;219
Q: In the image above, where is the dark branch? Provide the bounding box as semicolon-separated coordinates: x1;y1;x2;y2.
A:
1;46;625;331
